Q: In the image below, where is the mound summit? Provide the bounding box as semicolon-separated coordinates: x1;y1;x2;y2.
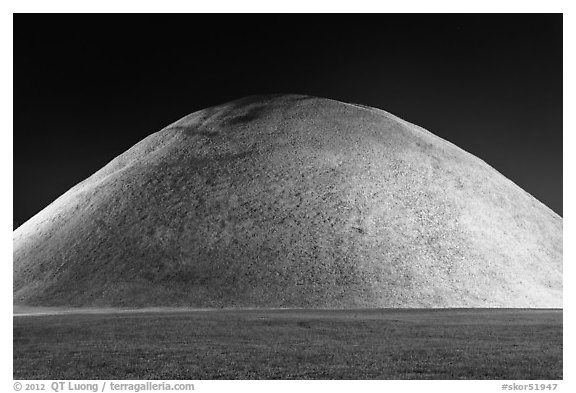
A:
14;95;562;308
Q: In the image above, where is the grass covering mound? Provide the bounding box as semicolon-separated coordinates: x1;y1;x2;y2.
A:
13;95;562;307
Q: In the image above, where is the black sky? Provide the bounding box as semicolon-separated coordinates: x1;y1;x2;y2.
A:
13;14;563;225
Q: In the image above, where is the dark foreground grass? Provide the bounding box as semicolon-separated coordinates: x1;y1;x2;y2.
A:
14;308;562;379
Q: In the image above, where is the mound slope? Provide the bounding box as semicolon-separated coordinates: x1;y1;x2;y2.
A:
13;95;562;308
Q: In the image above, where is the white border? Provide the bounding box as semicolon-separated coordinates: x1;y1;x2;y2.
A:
2;0;571;14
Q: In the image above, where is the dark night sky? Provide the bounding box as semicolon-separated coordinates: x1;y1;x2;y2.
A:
13;14;563;225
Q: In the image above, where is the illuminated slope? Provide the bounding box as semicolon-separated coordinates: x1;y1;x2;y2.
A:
13;95;563;307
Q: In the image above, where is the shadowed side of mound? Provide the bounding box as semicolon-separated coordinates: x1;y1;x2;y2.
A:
13;95;562;308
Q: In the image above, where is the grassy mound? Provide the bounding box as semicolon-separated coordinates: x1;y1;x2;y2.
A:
13;95;562;307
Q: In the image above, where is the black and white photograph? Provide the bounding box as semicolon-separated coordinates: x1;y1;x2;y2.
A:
6;3;571;389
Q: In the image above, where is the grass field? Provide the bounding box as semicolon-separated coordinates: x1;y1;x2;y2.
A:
13;308;562;380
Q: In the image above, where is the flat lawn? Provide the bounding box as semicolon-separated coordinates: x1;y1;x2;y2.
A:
13;308;562;379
